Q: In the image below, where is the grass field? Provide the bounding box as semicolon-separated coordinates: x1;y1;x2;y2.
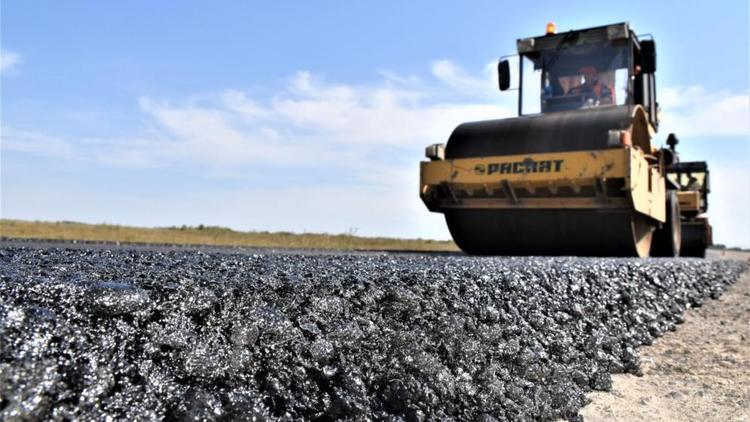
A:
0;219;459;252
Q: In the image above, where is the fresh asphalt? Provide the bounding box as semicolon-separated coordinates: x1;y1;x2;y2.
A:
1;239;746;420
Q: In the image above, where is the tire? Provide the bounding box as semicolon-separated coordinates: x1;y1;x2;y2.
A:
650;191;681;257
680;219;711;257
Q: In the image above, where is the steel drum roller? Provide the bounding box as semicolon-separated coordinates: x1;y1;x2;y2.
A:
446;105;646;158
442;105;655;257
445;209;653;257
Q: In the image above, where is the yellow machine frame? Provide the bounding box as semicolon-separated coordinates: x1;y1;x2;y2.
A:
676;191;701;212
420;146;665;222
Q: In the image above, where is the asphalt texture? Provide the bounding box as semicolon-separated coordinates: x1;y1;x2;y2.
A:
0;243;747;421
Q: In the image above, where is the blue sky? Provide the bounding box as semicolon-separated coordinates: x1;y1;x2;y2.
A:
2;1;749;247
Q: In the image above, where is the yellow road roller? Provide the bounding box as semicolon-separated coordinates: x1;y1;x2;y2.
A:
419;22;712;257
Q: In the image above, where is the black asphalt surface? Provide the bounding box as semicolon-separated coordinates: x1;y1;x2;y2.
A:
0;241;747;421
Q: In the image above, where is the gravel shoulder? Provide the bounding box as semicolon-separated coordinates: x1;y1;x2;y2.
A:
581;253;750;422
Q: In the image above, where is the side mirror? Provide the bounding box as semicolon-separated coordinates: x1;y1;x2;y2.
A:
498;60;510;91
640;40;656;73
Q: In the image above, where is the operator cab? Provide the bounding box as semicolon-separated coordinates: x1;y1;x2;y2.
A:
666;161;710;214
536;42;624;112
498;22;659;130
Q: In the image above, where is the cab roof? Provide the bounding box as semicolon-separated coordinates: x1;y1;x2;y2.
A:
516;22;632;54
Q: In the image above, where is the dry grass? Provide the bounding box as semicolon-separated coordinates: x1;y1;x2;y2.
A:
0;219;458;252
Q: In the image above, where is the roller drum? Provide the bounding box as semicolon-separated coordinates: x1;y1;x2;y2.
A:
446;105;642;158
446;209;654;257
442;104;657;257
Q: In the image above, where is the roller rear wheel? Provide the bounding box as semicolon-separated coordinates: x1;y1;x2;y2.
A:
650;191;681;257
680;218;711;258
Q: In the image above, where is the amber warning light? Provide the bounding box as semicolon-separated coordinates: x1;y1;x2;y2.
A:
546;21;557;35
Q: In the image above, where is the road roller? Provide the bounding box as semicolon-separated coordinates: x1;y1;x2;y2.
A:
419;22;712;257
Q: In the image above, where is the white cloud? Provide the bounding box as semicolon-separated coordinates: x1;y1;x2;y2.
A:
2;60;512;184
1;127;168;169
1;127;75;158
376;69;421;86
128;68;513;186
659;86;750;137
137;96;305;166
267;72;509;146
431;60;498;98
706;166;750;248
221;90;270;119
0;49;21;72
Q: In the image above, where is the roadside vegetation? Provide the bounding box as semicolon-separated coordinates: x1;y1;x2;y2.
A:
0;219;458;252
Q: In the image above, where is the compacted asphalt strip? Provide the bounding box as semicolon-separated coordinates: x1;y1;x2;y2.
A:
0;240;747;420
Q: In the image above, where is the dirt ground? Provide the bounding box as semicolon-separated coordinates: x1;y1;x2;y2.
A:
580;251;750;422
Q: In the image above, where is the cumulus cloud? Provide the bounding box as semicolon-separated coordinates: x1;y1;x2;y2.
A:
7;63;503;165
2;60;512;186
1;126;165;168
1;127;74;158
0;49;22;72
267;70;509;145
706;166;750;248
431;60;498;98
659;86;750;137
130;66;513;186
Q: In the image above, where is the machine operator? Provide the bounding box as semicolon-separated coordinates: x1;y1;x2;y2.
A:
568;66;612;105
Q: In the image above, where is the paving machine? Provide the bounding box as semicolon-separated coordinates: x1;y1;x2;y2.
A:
419;22;712;257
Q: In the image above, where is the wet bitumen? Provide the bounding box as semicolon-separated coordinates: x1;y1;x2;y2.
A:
0;245;746;421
